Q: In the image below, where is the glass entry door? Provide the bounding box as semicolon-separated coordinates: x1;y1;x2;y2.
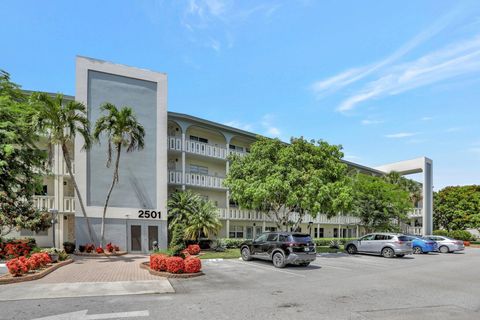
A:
148;225;159;251
130;225;142;252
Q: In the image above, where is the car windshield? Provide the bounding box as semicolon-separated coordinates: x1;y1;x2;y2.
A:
289;234;312;242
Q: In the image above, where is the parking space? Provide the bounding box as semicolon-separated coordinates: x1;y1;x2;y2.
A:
168;248;480;320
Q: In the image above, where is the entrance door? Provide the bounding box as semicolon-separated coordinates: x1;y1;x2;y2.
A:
148;225;159;251
130;225;142;252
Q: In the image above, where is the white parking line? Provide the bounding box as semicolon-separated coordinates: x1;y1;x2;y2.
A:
228;260;306;278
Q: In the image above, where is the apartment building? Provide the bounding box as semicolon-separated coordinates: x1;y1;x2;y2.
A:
8;57;433;252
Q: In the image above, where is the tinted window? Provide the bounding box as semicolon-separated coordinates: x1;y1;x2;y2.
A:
255;234;267;242
289;234;312;243
360;234;375;240
397;236;410;241
267;233;278;242
279;235;289;242
374;235;387;240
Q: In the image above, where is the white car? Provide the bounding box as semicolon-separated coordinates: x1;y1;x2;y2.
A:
423;235;465;253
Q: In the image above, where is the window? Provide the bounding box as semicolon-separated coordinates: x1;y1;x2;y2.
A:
255;234;268;242
190;135;208;144
229;226;244;239
333;228;338;238
360;234;375;241
246;227;253;239
265;226;276;232
279;234;289;242
289;234;313;242
314;228;324;238
267;233;278;242
189;164;208;175
229;144;244;152
374;234;389;240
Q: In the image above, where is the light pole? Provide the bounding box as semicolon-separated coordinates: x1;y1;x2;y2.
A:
49;209;59;248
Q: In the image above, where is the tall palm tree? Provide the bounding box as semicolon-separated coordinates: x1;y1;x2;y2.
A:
93;103;145;246
184;200;222;241
31;93;95;243
167;190;201;230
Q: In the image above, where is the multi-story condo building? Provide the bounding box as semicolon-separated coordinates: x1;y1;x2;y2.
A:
8;57;433;252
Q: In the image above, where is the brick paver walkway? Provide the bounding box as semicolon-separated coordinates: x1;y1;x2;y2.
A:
36;254;159;283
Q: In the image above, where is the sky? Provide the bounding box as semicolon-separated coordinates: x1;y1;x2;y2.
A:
1;0;480;189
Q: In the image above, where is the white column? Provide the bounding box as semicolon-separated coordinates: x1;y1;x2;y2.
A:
356;225;359;237
181;133;186;190
225;143;230;239
226;219;230;238
262;220;266;232
422;159;433;235
317;223;320;238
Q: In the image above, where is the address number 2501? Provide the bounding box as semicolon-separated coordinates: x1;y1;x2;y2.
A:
138;210;161;219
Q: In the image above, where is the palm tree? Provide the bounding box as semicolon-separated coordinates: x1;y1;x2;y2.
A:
184;200;222;241
167;190;201;230
93;103;145;246
31;93;95;243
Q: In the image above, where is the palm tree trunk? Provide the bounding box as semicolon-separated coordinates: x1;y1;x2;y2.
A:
101;143;122;247
62;144;96;244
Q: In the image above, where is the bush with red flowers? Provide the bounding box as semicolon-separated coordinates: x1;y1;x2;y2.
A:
6;258;29;276
184;256;202;273
0;240;34;260
106;243;114;253
166;256;185;274
186;244;201;255
150;254;168;271
85;243;95;253
96;247;104;254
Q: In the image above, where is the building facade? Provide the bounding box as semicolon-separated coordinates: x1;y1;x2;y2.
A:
8;57;433;252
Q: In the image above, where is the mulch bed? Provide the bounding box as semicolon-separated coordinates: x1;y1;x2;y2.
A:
140;262;204;278
0;259;74;285
74;251;127;257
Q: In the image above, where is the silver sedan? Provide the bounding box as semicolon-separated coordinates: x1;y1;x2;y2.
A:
423;235;465;253
345;233;413;258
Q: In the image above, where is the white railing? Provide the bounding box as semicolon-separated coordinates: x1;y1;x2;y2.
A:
168;136;182;151
168;170;226;189
408;208;422;218
217;208;361;224
406;226;422;235
63;196;75;213
185;139;228;159
229;150;247;157
33;196;55;211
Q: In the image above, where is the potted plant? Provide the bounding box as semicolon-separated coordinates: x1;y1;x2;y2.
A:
79;245;86;253
63;241;76;254
42;248;60;263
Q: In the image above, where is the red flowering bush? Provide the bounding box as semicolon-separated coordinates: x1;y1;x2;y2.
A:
150;254;168;271
186;244;201;255
6;258;28;276
184;256;202;273
85;243;95;253
106;243;114;253
96;247;104;254
0;240;33;260
166;256;185;274
114;245;120;251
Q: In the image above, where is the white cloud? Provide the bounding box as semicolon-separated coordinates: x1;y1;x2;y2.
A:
261;114;282;138
310;10;457;98
385;132;418;138
361;119;384;125
337;34;480;112
421;116;433;121
223;120;253;132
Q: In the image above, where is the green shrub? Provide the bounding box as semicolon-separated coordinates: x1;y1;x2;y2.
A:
448;230;474;241
313;238;356;246
220;238;245;248
169;224;186;256
432;230;449;237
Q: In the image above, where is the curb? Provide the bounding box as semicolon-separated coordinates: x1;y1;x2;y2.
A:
0;259;74;285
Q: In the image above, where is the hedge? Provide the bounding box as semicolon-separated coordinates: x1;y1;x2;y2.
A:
433;230;475;241
217;237;356;248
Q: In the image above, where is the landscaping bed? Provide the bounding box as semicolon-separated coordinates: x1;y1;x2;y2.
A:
145;244;204;278
140;261;204;278
0;257;73;285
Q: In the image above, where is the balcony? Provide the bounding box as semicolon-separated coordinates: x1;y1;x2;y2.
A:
32;195;75;213
408;208;422;218
217;208;361;225
167;136;248;160
168;170;226;190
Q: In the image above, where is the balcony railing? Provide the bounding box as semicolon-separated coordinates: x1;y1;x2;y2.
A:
217;208;361;225
167;136;248;160
408;208;422;218
168;170;226;189
32;195;75;213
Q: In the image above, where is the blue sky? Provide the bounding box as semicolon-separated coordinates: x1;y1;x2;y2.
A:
1;0;480;189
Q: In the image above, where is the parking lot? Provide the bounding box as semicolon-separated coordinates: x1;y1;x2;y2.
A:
1;248;479;320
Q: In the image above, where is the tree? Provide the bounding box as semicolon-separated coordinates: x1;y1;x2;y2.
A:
224;137;352;231
31;92;95;243
167;190;201;230
93;103;145;246
183;200;222;241
351;173;412;233
433;185;480;231
384;171;422;205
0;70;51;237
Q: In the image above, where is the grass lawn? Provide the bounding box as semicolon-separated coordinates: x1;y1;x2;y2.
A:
199;248;241;259
316;245;345;253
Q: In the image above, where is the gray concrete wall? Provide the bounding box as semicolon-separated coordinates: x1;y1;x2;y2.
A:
75;217;167;253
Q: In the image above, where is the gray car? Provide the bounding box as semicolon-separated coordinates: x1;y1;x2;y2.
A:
345;233;413;258
423;235;465;253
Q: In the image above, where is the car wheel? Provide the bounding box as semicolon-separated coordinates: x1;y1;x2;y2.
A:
241;247;252;261
299;262;310;267
381;247;395;258
346;245;357;254
439;245;450;254
272;252;286;268
413;246;422;254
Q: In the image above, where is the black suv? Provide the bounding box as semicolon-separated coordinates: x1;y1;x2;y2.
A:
240;232;316;268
